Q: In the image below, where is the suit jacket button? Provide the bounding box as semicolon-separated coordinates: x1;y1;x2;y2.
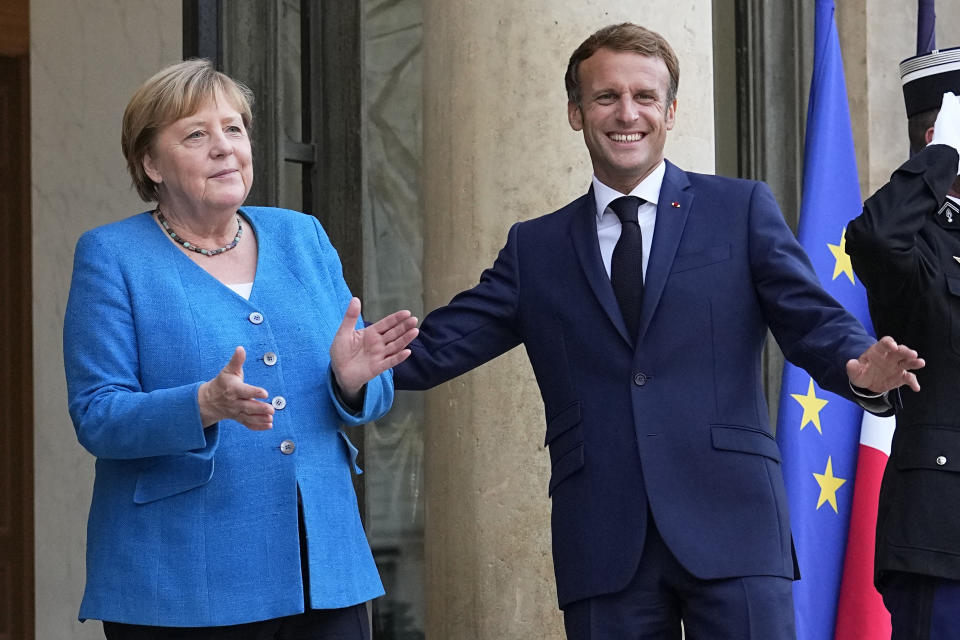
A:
937;455;947;466
280;439;296;455
633;372;648;386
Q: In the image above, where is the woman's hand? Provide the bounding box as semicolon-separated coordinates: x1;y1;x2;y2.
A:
198;346;275;429
330;297;419;406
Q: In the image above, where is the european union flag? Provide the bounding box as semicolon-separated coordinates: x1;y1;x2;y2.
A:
775;1;876;638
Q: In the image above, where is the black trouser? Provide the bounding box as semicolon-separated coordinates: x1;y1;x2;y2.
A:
102;604;370;640
882;571;960;640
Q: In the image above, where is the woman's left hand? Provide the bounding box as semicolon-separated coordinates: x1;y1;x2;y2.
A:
330;297;419;405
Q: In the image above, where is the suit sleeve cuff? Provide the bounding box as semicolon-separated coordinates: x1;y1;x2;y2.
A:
849;380;892;413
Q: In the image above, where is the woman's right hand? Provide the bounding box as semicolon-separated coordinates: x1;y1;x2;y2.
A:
198;346;274;430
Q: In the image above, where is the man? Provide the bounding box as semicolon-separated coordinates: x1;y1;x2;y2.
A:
394;23;923;639
846;48;960;640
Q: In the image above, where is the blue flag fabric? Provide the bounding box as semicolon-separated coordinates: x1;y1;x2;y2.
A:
775;1;875;638
918;0;937;55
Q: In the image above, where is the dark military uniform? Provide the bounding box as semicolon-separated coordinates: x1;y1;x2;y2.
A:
846;143;960;587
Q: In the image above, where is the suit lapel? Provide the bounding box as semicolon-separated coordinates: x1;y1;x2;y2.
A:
569;189;635;347
637;162;693;343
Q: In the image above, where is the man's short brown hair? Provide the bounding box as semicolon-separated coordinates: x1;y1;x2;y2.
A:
565;23;680;106
908;107;938;156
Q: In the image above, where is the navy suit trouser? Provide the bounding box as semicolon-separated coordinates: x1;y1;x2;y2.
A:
563;511;795;640
882;572;960;640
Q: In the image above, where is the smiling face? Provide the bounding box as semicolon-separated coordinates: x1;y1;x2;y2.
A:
142;92;253;218
568;48;676;194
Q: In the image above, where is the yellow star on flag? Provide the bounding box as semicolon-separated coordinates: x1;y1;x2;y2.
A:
813;456;847;513
790;378;828;434
828;227;855;284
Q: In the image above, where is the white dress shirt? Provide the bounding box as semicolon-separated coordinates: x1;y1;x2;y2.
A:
593;161;665;281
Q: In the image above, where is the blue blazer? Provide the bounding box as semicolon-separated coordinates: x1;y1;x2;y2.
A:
64;207;392;626
394;162;877;608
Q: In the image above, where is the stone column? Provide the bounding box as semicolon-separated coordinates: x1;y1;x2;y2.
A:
419;2;714;637
838;2;960;197
31;2;181;637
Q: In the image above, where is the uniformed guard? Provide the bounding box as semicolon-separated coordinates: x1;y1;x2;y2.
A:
846;46;960;640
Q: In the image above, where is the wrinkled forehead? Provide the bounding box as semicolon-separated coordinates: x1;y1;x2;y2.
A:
580;50;670;93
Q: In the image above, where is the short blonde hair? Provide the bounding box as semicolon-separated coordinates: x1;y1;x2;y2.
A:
121;59;254;202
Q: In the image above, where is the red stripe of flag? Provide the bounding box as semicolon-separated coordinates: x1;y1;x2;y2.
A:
834;415;893;639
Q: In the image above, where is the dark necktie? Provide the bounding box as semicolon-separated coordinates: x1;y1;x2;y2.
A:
609;196;645;339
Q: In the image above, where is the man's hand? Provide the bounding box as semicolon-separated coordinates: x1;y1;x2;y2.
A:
198;346;274;430
330;297;419;406
929;91;960;174
846;336;925;394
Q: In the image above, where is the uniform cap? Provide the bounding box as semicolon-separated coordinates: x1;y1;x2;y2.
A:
901;46;960;117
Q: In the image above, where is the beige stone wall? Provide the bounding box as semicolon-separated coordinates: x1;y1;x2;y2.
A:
31;1;181;637
839;2;960;197
419;2;713;637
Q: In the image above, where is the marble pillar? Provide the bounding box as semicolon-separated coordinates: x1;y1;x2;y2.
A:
30;2;181;637
419;2;714;637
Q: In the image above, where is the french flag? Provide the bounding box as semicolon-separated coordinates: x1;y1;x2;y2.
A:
833;414;893;639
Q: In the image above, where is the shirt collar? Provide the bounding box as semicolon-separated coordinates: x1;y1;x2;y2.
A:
592;161;666;222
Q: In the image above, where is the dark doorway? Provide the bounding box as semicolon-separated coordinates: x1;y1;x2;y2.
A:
0;2;34;637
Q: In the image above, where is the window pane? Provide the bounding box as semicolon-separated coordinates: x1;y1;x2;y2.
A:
280;0;303;144
280;160;303;211
362;0;425;637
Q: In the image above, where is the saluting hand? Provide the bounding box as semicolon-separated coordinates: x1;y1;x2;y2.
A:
846;336;925;394
330;297;419;406
929;91;960;174
198;346;275;430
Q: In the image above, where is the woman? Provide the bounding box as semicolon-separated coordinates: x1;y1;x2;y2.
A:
63;59;417;638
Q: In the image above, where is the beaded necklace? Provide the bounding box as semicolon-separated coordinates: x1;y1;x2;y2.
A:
156;208;243;257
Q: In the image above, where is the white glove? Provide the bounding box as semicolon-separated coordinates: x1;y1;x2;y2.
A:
929;91;960;174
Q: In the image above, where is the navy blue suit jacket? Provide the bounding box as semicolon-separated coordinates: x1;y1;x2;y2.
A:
393;161;876;608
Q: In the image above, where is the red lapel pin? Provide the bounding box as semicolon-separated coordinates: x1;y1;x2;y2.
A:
671;201;680;208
